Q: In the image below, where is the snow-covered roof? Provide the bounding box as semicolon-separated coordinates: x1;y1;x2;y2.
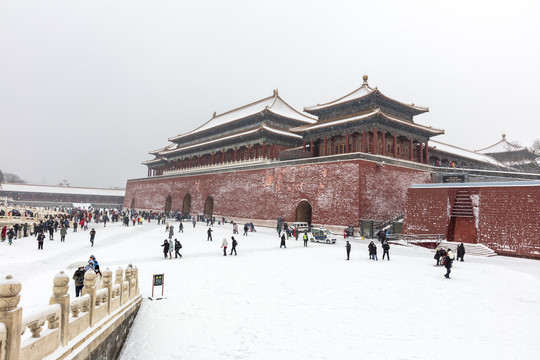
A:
475;134;527;154
168;91;316;142
149;144;177;155
429;140;503;166
160;125;302;156
304;76;429;113
292;109;443;135
0;183;125;197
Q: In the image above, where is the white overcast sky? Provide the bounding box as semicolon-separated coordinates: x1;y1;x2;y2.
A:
1;0;539;188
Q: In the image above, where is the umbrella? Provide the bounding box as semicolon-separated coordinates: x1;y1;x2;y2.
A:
67;260;88;269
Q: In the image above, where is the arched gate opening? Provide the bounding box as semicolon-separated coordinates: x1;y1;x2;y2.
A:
296;200;312;226
183;193;191;215
164;196;172;213
204;196;214;219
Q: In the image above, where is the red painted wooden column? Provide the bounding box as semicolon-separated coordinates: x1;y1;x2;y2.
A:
222;151;225;163
393;134;398;158
303;140;306;151
419;142;424;163
310;140;314;156
362;130;366;152
271;144;275;159
381;130;386;156
262;142;266;158
331;138;335;155
409;139;414;161
351;134;355;152
425;141;429;164
147;168;150;177
197;156;201;166
323;137;327;156
248;145;252;159
211;153;214;164
345;133;349;153
372;128;378;155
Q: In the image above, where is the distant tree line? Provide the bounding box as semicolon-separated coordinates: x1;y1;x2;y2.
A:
0;170;26;184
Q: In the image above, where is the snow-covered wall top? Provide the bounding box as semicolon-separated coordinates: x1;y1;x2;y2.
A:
411;180;540;188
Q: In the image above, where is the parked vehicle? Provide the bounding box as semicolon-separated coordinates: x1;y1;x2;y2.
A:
292;222;310;233
310;227;337;244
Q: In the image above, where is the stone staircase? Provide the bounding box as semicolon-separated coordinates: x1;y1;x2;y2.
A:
438;240;497;257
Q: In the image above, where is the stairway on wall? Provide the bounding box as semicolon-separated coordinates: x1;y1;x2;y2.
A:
438;240;497;257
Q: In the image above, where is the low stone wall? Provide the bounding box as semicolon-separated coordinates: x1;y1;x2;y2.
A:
0;265;141;360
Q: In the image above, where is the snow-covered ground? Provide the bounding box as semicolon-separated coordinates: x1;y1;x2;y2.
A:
1;221;540;359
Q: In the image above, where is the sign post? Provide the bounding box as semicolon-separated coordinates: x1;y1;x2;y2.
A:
152;273;164;298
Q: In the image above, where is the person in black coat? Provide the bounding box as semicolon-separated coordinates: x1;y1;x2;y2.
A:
443;253;454;279
368;241;378;260
345;241;351;260
89;228;96;246
207;228;213;241
382;241;390;260
37;232;45;249
457;243;465;262
280;234;286;248
230;236;238;255
174;239;182;258
72;267;85;297
161;239;169;259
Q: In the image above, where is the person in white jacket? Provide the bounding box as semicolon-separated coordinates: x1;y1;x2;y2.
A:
221;237;228;256
168;238;174;259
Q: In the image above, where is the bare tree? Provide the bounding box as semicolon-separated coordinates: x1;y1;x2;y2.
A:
3;172;26;184
531;139;540;155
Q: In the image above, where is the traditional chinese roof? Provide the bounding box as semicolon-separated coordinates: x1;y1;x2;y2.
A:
291;108;444;136
429;140;505;167
304;75;429;116
151;125;302;158
475;134;528;154
168;90;316;143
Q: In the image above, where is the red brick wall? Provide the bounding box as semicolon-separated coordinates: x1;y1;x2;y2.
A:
124;159;432;226
402;185;540;258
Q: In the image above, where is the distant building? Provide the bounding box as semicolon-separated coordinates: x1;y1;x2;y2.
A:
0;183;125;208
475;134;540;173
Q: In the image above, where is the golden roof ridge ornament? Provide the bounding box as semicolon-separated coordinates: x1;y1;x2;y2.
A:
273;89;279;96
362;74;369;85
212;112;216;118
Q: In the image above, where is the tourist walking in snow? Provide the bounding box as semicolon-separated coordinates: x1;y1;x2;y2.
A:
243;224;249;236
368;241;378;260
60;226;67;242
48;224;54;240
179;222;184;233
174;239;182;258
37;232;45;249
1;225;6;241
221;237;228;256
192;218;196;228
168;225;174;240
303;232;309;247
233;223;238;234
280;234;286;248
345;241;351;260
72;266;85;297
382;241;390;261
168;238;174;259
457;243;465;262
89;228;96;246
443;249;454;279
230;236;238;255
161;239;170;259
207;228;213;241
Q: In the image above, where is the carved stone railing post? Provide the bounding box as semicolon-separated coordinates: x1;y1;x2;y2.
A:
115;268;124;305
124;265;133;300
49;271;70;346
0;275;22;360
82;271;96;327
102;269;113;314
132;266;139;295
